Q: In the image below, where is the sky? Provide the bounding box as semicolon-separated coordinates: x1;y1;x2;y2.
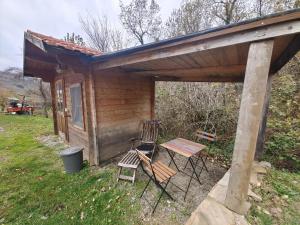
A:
0;0;182;70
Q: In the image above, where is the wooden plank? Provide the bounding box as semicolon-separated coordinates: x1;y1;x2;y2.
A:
93;20;300;71
161;138;206;158
84;72;99;165
255;74;273;160
129;65;245;77
225;40;274;215
50;80;58;135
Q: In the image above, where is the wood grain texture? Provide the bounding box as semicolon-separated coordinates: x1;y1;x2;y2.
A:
161;138;206;158
225;40;274;215
93;69;154;161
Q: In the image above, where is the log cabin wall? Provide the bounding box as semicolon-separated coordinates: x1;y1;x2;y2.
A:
55;69;90;160
93;68;154;162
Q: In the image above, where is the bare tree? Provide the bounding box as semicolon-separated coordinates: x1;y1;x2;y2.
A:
253;0;298;17
212;0;250;25
80;14;127;52
165;0;213;38
119;0;162;45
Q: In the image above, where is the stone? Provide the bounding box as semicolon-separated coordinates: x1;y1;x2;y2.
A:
262;209;271;215
208;183;227;204
259;161;271;169
270;207;282;218
248;189;262;202
185;197;250;225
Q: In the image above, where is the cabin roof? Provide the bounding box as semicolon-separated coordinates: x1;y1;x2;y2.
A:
26;30;101;56
23;9;300;82
92;8;300;61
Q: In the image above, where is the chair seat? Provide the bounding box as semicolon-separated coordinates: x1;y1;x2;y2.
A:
145;160;176;183
118;151;140;169
136;143;154;152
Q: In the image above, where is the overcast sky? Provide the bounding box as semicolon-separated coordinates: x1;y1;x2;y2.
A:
0;0;182;70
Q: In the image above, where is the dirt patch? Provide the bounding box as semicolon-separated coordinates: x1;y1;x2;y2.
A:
37;135;68;149
131;150;227;224
0;127;4;132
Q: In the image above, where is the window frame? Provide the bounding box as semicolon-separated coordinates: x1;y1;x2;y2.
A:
69;83;85;130
55;79;64;112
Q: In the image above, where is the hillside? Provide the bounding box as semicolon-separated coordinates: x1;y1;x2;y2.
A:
0;67;50;113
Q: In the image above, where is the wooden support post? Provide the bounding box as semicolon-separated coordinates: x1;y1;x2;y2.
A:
50;80;58;135
255;75;273;160
150;79;155;119
225;40;274;214
84;72;99;165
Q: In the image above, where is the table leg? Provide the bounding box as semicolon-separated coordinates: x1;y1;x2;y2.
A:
166;149;180;172
183;157;202;200
189;157;202;185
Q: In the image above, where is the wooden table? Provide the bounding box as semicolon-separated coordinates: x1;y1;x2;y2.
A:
160;138;206;200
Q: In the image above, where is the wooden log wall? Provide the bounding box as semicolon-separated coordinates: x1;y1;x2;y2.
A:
94;69;154;162
55;69;89;160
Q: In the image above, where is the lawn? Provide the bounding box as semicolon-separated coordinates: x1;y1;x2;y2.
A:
0;115;143;225
1;115;299;225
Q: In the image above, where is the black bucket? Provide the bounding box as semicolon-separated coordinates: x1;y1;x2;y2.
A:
60;147;84;173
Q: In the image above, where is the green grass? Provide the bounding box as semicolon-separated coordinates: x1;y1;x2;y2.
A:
247;169;300;225
0;115;143;225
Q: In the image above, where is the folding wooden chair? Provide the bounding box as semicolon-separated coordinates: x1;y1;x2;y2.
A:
184;129;217;174
136;150;176;214
130;120;160;161
117;150;140;184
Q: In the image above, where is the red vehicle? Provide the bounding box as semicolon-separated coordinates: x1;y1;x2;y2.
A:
6;95;34;115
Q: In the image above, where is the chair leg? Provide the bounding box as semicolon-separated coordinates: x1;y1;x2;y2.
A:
140;177;151;198
117;167;122;182
152;179;172;214
132;169;136;184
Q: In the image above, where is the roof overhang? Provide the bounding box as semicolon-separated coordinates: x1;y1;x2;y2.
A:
91;9;300;82
23;9;300;82
23;31;99;81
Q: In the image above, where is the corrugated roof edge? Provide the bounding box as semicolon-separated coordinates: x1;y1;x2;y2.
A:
91;8;300;62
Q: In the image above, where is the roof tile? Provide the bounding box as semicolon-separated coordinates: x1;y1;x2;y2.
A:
27;30;101;56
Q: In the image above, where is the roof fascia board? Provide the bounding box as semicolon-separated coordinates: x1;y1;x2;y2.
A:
93;20;300;71
24;31;46;52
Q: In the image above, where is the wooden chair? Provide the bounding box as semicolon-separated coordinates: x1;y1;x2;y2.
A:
117;120;160;184
184;129;217;173
130;120;160;160
137;150;176;214
117;150;140;184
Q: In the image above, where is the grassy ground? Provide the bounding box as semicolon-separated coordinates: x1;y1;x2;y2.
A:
247;169;300;225
0;115;143;225
0;115;299;225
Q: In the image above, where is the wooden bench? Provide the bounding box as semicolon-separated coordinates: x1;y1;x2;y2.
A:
117;150;140;184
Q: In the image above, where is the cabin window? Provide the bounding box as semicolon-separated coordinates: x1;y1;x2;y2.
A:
70;83;84;128
55;80;64;112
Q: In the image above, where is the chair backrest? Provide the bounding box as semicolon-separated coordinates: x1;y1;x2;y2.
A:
140;120;160;144
136;150;152;170
195;129;217;142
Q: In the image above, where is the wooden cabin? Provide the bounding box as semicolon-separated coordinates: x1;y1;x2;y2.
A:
24;9;299;214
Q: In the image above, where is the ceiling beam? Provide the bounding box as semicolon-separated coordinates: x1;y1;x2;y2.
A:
93;20;300;71
271;34;300;73
127;65;245;77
